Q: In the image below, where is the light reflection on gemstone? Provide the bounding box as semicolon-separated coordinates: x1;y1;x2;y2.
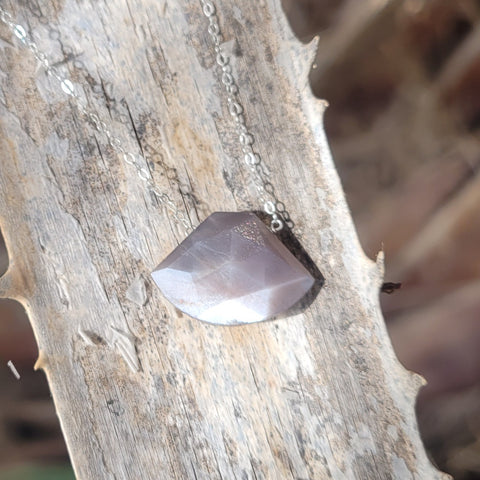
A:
151;212;314;325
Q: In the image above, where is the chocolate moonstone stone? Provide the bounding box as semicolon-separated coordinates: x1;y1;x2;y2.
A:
151;212;314;325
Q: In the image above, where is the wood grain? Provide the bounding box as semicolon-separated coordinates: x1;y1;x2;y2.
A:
0;1;450;478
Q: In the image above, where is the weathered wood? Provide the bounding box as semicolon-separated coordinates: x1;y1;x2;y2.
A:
0;1;449;478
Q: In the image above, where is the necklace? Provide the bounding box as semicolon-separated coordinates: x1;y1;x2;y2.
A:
0;2;315;325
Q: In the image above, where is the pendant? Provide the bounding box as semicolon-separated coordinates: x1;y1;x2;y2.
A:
151;212;314;325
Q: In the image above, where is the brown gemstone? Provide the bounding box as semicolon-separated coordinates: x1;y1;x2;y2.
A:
151;212;314;325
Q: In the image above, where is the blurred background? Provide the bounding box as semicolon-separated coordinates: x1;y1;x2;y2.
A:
1;0;480;478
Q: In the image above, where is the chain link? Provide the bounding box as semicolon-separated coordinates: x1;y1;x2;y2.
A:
0;5;193;235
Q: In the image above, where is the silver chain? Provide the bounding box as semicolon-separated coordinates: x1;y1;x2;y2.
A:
200;0;285;232
0;2;288;233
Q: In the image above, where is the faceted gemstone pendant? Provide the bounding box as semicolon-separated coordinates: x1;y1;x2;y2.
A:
151;212;314;325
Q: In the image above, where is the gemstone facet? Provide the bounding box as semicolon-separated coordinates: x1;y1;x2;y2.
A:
151;212;314;325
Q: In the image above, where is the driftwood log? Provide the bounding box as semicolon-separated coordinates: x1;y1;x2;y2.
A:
0;1;450;478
